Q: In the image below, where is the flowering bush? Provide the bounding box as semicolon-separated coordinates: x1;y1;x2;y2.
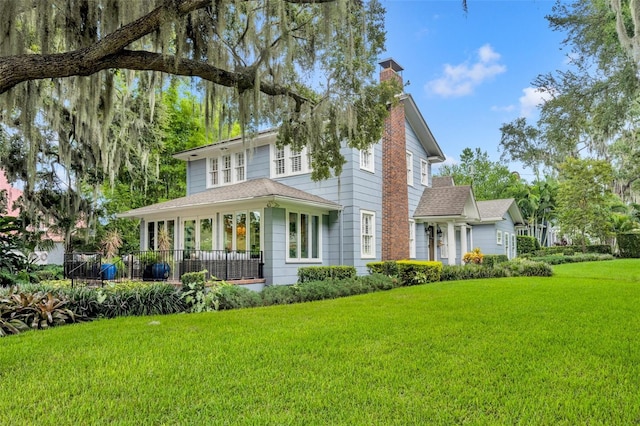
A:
463;248;484;265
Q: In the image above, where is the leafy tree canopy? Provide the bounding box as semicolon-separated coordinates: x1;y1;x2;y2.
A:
436;147;521;201
0;0;400;241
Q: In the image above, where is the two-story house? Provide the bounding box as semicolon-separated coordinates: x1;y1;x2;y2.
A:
119;59;523;286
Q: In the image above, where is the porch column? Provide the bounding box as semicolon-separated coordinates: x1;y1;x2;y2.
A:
460;224;468;257
447;221;456;265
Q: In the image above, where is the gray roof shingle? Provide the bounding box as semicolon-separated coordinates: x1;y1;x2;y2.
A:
119;178;341;218
414;185;474;217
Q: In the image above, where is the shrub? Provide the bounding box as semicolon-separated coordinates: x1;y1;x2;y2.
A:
396;261;442;285
586;244;612;255
297;266;356;283
217;285;262;310
358;273;400;291
618;231;640;258
516;235;539;254
463;248;484;265
502;259;553;277
483;255;509;267
261;285;300;306
531;253;614;265
366;261;399;276
181;270;208;288
441;264;509;281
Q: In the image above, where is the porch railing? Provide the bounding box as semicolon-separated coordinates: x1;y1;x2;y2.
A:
64;250;264;285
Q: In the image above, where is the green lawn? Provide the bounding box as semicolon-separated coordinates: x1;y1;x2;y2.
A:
2;260;640;425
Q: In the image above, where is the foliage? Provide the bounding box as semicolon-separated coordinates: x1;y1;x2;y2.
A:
482;254;509;267
462;248;484;264
440;259;553;281
261;285;300;306
556;158;614;249
516;235;540;254
617;231;640;258
499;1;640;201
0;287;82;336
437;147;522;200
1;0;393;211
528;253;615;265
396;260;443;286
365;261;399;276
100;229;122;261
297;266;357;283
217;285;262;310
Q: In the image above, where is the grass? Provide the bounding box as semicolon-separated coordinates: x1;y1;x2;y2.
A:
2;260;640;424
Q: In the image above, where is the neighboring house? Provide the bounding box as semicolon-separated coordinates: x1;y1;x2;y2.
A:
119;59;527;285
0;170;65;265
473;199;525;260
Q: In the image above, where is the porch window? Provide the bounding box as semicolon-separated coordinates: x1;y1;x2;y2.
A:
222;210;261;252
512;234;517;258
200;218;213;251
420;159;430;186
360;145;374;172
407;151;414;186
361;210;375;258
288;211;321;261
147;222;155;250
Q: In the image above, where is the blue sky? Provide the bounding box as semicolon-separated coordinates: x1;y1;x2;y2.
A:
380;0;569;179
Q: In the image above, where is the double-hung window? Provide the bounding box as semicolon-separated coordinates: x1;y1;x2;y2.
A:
272;145;310;177
409;219;416;259
360;146;374;172
235;152;245;182
209;158;219;186
207;150;247;188
361;210;375;258
497;230;503;245
222;154;232;184
420;159;430;186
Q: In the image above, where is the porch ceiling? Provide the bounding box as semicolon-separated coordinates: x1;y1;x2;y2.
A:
117;178;342;219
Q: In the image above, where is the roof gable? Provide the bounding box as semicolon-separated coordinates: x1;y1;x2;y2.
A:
413;185;480;220
475;198;525;225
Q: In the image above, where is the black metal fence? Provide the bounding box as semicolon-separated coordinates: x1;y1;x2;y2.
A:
64;250;264;286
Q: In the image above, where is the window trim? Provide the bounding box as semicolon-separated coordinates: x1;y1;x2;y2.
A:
360;210;376;259
206;149;248;188
360;145;375;173
271;145;310;178
409;219;416;259
406;150;414;186
286;210;322;263
420;158;430;186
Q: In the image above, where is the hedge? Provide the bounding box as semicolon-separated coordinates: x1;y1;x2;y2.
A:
440;259;552;281
529;253;614;265
618;232;640;258
297;266;357;283
516;235;539;254
482;254;509;267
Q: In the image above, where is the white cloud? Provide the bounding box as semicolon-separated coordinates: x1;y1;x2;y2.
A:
519;87;553;118
426;44;506;98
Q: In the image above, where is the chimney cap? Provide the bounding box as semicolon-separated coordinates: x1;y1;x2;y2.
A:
378;58;404;73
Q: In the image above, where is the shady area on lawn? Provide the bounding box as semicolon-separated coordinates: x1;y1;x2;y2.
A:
1;259;639;424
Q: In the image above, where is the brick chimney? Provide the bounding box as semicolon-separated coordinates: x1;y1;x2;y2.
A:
379;58;409;260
